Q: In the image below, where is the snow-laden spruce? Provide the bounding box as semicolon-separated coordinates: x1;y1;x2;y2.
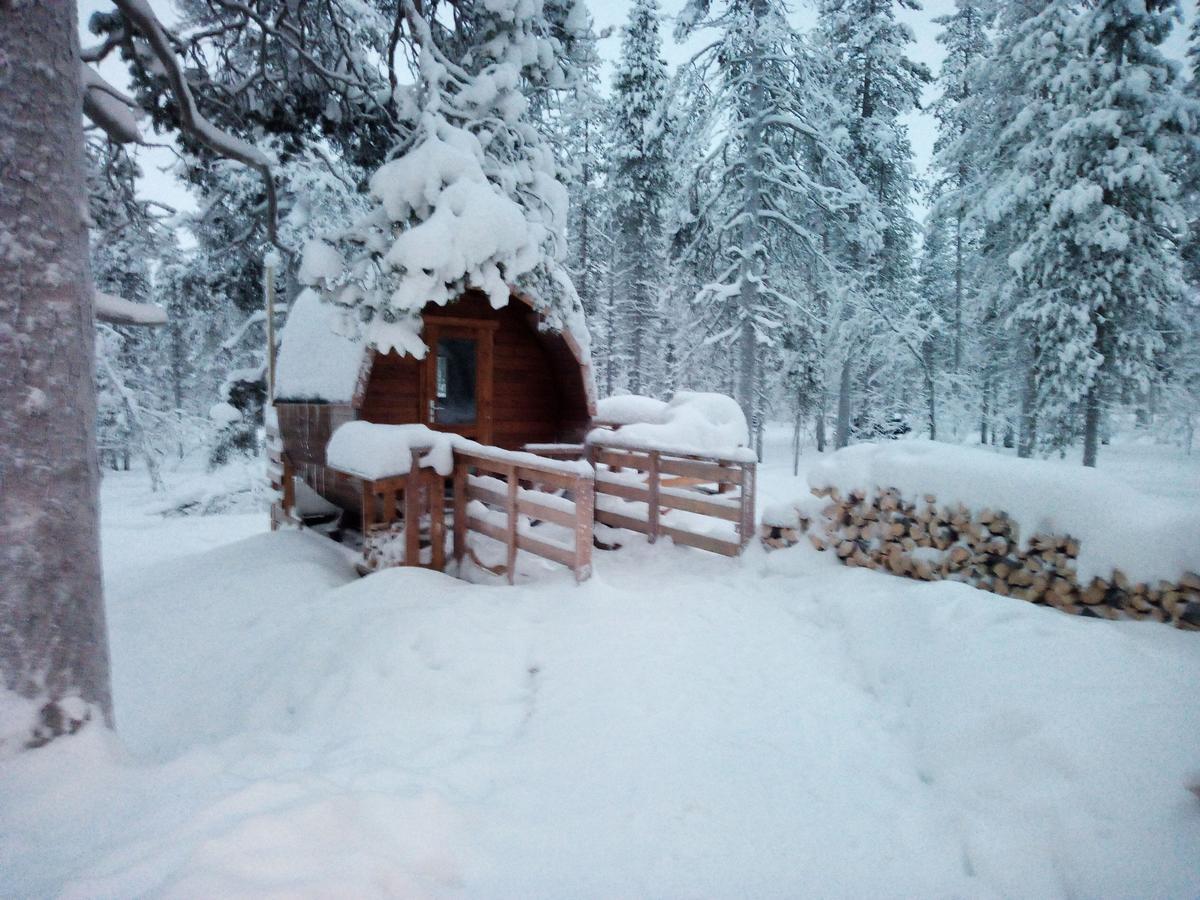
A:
297;0;589;361
674;0;881;450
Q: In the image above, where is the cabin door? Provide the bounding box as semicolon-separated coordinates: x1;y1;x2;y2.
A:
422;319;494;444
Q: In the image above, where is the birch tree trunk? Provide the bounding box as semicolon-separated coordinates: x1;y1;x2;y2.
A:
0;0;114;742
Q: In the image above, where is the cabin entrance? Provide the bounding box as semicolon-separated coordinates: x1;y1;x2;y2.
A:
422;317;495;444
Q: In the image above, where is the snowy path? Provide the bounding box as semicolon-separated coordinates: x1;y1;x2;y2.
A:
2;439;1199;897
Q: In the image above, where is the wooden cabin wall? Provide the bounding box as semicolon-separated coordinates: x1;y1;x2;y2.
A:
276;401;360;512
358;352;421;425
359;293;590;450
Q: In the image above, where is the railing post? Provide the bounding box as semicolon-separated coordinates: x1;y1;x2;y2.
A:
739;460;756;550
505;464;518;584
574;472;594;582
428;468;446;571
452;456;468;567
404;449;421;566
647;450;660;544
361;480;375;534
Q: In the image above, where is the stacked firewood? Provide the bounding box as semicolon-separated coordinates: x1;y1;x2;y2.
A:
760;486;1200;630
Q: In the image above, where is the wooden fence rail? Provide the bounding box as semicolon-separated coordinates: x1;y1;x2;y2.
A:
587;442;755;558
453;449;594;584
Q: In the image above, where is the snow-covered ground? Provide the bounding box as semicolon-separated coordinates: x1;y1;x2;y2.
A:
3;431;1199;897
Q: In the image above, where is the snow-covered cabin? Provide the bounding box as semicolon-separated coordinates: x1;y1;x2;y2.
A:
273;287;596;512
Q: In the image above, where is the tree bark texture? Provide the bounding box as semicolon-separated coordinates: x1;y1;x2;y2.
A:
0;0;114;735
835;357;852;449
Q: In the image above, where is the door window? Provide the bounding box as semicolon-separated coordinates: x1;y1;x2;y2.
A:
434;337;477;425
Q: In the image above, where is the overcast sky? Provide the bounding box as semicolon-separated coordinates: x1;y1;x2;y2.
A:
83;0;1198;229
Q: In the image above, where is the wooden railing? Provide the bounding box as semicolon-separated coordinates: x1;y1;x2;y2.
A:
587;441;755;557
356;449;447;570
453;448;594;583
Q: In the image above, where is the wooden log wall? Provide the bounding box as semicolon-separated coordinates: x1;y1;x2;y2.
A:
761;486;1200;630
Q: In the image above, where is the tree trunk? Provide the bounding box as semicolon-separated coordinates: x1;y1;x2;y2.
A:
1018;351;1037;459
0;0;114;742
922;337;937;441
815;389;827;453
734;8;765;438
1082;378;1103;468
953;212;963;373
979;370;990;445
792;405;802;476
835;357;852;449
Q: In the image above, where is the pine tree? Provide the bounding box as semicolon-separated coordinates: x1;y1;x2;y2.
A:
610;0;671;396
1001;0;1194;465
1;0;113;743
926;0;990;438
818;0;930;447
306;0;587;350
676;0;877;454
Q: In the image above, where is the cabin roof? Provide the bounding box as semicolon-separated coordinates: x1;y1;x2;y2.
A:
275;287;595;408
274;288;366;403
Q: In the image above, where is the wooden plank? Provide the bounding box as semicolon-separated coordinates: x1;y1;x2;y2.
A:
592;447;652;471
404;482;420;567
480;326;495;446
282;460;295;514
467;514;508;545
513;466;585;492
466;476;510;505
428;469;446;571
594;507;652;536
517;532;575;568
516;495;577;529
452;460;468;564
594;478;651;504
573;479;593;582
738;462;756;548
647;450;660;544
659;523;740;557
656;490;742;522
454;451;587;492
505;466;518;585
656;456;743;485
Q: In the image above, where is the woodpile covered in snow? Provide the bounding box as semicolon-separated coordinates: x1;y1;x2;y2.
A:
762;442;1200;629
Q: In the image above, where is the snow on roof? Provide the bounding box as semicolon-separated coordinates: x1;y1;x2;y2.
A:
94;291;167;327
274;288;366;402
595;394;669;426
276;285;591;404
589;392;754;462
299;119;591;363
808;440;1200;584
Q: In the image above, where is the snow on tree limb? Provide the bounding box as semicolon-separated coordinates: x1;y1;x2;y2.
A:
109;0;279;244
94;291;167;327
81;64;141;145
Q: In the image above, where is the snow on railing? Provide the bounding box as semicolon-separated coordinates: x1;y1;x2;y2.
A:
452;444;594;584
586;439;755;558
